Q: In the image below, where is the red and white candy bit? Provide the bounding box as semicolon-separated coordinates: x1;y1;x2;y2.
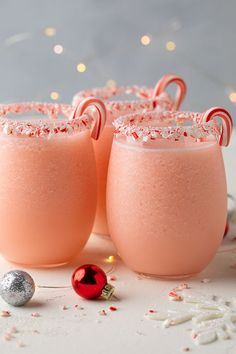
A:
1;310;11;317
71;97;106;140
152;74;187;110
168;290;183;301
31;312;40;317
109;306;117;311
200;107;233;147
174;283;191;291
99;309;107;316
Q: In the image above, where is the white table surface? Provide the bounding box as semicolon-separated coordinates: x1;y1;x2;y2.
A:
0;132;236;354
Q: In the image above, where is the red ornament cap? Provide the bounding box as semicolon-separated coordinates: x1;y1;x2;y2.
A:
71;264;115;300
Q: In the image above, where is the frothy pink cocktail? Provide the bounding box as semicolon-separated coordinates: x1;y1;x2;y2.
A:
73;75;187;235
107;109;232;277
0;99;106;267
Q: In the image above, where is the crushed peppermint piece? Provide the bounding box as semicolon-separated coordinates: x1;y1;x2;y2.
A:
181;347;191;352
168;291;183;301
201;278;211;283
176;283;191;291
10;327;18;334
1;310;11;317
108;275;117;281
31;312;40;317
18;342;25;347
136;331;145;336
148;310;157;313
109;306;117;311
99;310;107;316
4;332;14;341
61;305;68;310
74;304;84;310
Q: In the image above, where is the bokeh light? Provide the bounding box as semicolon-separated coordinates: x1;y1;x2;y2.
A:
166;41;176;51
44;27;56;37
76;63;86;73
53;44;64;54
140;35;151;46
50;91;60;100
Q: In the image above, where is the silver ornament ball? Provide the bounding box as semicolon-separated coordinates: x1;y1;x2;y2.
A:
0;270;35;306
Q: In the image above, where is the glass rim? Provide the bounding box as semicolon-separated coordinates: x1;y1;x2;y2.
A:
113;110;220;142
73;85;153;100
0;102;92;138
72;86;175;113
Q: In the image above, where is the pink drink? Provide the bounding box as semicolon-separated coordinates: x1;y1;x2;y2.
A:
73;76;187;235
0;100;106;267
107;109;232;277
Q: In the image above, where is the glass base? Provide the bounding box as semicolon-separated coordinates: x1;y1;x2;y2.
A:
4;257;71;268
92;232;111;239
137;271;197;280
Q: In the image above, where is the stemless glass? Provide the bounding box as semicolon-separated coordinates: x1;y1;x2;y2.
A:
0;98;106;267
107;108;233;277
73;74;187;236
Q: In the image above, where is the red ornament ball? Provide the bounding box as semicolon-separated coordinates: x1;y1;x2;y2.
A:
72;264;113;300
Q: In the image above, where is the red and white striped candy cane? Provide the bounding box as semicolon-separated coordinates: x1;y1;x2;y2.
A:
71;97;107;140
152;74;187;110
200;107;233;147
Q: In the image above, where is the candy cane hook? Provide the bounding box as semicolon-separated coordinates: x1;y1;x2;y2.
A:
72;97;107;140
200;107;233;147
152;74;187;110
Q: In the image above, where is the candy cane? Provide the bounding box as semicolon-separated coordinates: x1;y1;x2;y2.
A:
200;107;233;147
152;74;187;110
71;97;107;140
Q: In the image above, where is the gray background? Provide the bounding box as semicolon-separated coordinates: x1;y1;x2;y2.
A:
0;0;235;118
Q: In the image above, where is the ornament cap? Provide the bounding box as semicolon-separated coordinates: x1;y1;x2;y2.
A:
101;283;115;300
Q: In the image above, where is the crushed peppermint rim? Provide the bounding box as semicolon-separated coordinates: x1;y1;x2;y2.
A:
113;110;221;143
72;85;175;119
0;102;94;138
73;85;155;100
